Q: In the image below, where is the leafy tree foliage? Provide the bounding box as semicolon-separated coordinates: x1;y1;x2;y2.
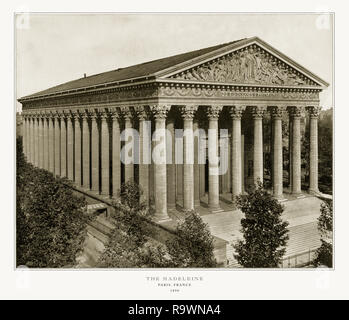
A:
98;182;217;268
233;183;289;268
313;199;333;267
16;137;90;267
166;211;217;268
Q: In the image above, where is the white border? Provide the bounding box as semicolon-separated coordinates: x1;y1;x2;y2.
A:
1;0;348;300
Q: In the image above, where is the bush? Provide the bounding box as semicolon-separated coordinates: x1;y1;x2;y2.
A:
233;183;289;268
16;137;90;267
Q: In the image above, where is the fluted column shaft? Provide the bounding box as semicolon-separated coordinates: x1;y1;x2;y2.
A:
100;113;110;196
23;116;27;157
124;112;134;182
82;114;90;189
181;105;197;211
60;115;67;177
289;115;293;189
271;106;284;198
308;106;320;193
193;119;200;206
252;106;265;185
135;107;150;204
289;106;302;194
166;119;176;209
231;106;244;202
91;112;99;192
67;114;74;180
74;114;82;185
48;115;55;173
34;116;39;167
54;115;61;176
43;117;49;170
111;112;121;198
151;105;170;220
39;116;44;168
30;117;35;164
207;106;223;211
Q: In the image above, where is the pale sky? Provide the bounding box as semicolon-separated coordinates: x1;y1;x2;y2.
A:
16;13;333;111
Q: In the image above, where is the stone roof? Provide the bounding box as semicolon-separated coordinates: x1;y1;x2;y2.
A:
21;38;246;100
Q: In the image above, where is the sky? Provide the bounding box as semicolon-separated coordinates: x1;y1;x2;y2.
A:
16;13;333;111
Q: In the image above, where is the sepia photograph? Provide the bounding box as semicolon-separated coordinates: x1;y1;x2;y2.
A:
15;12;333;271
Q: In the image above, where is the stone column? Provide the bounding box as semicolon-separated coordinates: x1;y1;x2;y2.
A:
39;114;44;169
54;113;61;176
288;106;302;194
66;113;75;180
252;106;265;185
74;112;82;185
230;106;245;202
122;108;134;182
43;115;49;170
34;114;39;167
48;113;55;173
100;111;110;196
150;104;171;220
111;109;121;198
181;105;198;212
60;113;67;177
81;112;90;189
288;114;293;190
135;106;151;204
90;110;99;193
271;106;284;198
193;119;200;207
29;115;35;164
22;115;27;157
207;105;223;212
166;118;176;210
307;106;320;194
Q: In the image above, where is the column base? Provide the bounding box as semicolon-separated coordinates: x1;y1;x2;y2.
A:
308;189;320;196
208;206;224;214
153;214;172;223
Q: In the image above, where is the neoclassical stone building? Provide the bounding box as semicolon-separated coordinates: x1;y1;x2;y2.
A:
19;37;328;221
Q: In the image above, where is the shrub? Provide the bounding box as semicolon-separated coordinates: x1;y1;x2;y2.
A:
233;183;289;268
16;137;90;267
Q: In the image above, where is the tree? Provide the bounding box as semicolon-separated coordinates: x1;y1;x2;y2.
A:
313;199;333;267
233;183;289;268
16;137;90;267
166;211;217;268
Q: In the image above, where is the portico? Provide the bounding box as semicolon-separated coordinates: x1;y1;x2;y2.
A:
19;37;328;220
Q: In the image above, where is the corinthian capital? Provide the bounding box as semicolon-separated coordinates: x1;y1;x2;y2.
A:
229;105;245;119
306;106;321;118
150;104;171;119
180;105;198;120
287;106;303;118
206;105;223;120
251;106;267;119
134;105;150;120
119;106;133;120
270;106;285;119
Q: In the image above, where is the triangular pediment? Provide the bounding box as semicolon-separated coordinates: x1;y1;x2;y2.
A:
159;39;327;88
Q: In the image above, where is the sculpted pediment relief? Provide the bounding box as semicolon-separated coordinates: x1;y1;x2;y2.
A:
168;45;319;87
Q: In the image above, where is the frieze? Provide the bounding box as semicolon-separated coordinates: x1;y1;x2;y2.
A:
170;45;319;87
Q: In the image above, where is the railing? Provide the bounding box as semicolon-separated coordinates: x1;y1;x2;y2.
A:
279;247;319;268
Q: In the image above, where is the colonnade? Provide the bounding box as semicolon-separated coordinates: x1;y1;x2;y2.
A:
21;104;320;220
